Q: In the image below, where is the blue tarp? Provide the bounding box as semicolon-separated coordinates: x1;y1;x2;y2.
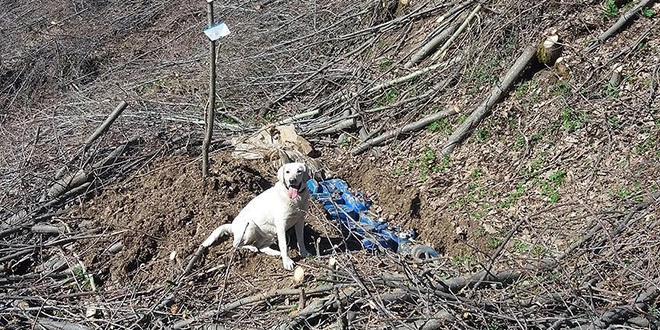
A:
306;178;438;259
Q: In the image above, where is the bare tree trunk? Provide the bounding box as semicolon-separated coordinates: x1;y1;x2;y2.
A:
202;0;216;177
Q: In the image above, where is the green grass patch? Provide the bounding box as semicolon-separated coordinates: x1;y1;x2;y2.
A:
602;0;618;19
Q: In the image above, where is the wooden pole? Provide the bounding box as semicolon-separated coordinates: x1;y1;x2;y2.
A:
202;0;216;177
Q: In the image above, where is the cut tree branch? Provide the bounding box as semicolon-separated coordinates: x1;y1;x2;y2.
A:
441;44;537;155
351;108;458;155
584;0;655;53
83;101;128;152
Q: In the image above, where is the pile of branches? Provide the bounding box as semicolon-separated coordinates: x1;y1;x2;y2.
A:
2;191;658;329
2;0;659;329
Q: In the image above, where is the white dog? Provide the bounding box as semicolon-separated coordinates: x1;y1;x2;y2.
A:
202;162;311;270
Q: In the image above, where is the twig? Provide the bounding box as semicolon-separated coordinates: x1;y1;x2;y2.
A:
441;44;537;155
470;217;525;293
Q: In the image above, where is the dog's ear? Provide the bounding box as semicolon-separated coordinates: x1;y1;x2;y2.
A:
277;164;285;183
303;164;312;182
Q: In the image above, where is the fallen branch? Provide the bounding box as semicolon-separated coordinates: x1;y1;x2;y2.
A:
172;284;347;329
34;318;90;330
83;101;128;152
46;138;136;200
47;170;88;199
394;311;456;330
443;269;523;293
584;0;655;53
274;288;359;330
351;108;458;155
431;4;481;61
404;2;470;69
441;44;537;155
587;284;660;329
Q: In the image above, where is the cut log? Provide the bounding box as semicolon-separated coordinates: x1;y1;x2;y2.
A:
584;0;655;53
83;101;128;151
351;108;458;155
441;44;537;155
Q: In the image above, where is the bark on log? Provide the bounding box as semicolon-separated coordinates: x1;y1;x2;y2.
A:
202;0;217;178
584;0;656;53
441;44;537;155
351;108;458;155
405;21;458;68
83;101;127;152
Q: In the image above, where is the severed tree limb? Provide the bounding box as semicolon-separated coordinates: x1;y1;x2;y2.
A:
431;3;481;61
47;138;136;199
406;23;457;68
441;44;537;155
261;62;336;118
584;0;656;53
34;318;90;330
351;108;458;155
582;285;660;330
364;55;461;97
436;0;474;23
274;288;359;330
181;245;206;279
47;170;88;199
442;269;524;293
172;284;348;329
83;101;128;152
278;109;322;125
394;310;456;330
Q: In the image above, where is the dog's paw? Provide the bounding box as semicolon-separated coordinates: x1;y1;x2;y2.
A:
282;257;295;271
242;245;259;253
299;248;308;259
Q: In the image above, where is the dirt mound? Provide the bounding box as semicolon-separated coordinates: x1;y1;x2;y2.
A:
71;154;276;286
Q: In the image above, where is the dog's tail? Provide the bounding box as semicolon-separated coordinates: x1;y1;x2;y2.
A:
201;224;232;248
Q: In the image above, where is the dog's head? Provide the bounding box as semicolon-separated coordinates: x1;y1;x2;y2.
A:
277;162;310;199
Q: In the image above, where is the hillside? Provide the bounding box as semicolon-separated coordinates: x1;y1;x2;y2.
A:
1;0;659;329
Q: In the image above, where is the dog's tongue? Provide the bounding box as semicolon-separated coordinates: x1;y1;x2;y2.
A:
288;187;299;199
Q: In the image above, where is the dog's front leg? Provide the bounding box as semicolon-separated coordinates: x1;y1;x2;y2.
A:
276;224;295;270
294;220;308;258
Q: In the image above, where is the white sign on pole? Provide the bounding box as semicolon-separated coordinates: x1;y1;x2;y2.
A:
204;22;230;41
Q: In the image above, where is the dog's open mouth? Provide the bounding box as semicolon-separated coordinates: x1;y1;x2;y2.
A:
288;182;302;199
